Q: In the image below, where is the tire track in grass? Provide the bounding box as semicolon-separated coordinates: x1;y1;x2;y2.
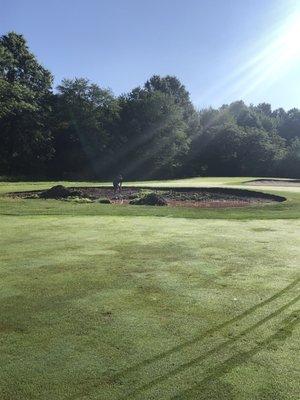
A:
70;278;299;400
111;278;299;379
172;313;300;400
123;293;300;399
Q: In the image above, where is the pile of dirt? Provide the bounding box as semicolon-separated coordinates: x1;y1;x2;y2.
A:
39;185;81;199
98;198;111;204
129;192;167;206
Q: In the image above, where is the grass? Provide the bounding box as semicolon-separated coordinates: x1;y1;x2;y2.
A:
0;177;299;399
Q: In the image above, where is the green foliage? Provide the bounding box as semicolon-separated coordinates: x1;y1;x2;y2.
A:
0;32;52;92
117;88;189;178
0;32;54;175
185;101;298;178
279;137;300;177
1;32;300;179
50;78;120;178
277;108;300;141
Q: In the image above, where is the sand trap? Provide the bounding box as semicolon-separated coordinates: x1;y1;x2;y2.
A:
245;178;300;187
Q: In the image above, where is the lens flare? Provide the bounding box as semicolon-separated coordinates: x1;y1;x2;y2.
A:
197;4;300;106
281;13;300;60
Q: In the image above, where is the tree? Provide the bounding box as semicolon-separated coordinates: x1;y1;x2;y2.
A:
50;78;120;178
117;87;189;178
279;138;300;178
0;32;53;175
256;103;272;116
238;128;286;175
202;123;244;175
144;75;200;138
145;75;191;109
277;108;300;141
182;107;235;176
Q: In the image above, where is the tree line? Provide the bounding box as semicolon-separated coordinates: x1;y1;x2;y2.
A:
1;32;299;180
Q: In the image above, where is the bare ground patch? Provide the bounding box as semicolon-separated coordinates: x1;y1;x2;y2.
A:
10;186;286;208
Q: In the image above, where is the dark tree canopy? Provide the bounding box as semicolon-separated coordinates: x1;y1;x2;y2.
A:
0;32;52;93
0;32;53;175
49;78;120;178
116;88;189;178
1;32;299;179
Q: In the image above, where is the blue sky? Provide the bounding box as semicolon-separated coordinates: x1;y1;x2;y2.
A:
2;0;300;110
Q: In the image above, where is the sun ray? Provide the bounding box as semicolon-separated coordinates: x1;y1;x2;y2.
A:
197;2;300;107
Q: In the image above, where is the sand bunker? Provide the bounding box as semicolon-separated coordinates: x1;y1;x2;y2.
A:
245;178;300;187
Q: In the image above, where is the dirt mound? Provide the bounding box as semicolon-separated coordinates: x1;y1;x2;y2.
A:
98;198;111;204
39;185;81;199
130;192;167;206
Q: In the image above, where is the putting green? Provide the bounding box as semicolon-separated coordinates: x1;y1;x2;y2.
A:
0;178;299;399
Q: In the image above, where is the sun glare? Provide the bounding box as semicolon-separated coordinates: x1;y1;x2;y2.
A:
197;4;300;106
281;12;300;60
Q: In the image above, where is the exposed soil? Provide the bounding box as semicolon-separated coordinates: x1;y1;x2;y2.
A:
11;186;286;208
130;192;167;206
246;178;300;187
39;185;81;199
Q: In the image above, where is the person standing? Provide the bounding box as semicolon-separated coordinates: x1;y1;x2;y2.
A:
113;174;123;195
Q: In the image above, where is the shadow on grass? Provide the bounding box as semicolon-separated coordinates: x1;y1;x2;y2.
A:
68;278;299;400
111;278;300;379
172;312;300;399
123;293;300;398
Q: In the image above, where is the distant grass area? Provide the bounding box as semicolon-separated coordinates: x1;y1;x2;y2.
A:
0;178;299;399
0;176;277;195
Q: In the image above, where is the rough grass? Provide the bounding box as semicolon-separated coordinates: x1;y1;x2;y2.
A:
0;178;299;399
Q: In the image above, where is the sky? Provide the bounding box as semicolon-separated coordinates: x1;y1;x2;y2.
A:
1;0;300;110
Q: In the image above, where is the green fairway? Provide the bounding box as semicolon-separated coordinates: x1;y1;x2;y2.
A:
0;178;299;399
